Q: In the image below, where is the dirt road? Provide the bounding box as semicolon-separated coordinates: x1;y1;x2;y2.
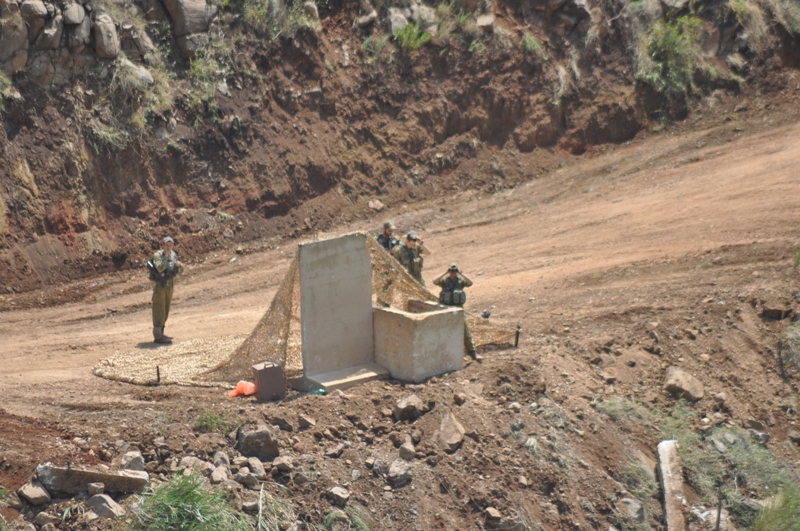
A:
2;117;798;391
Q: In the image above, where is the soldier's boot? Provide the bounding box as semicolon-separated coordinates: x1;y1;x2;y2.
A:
162;331;173;341
153;326;172;343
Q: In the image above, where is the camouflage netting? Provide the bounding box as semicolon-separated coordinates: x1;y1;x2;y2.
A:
94;233;517;387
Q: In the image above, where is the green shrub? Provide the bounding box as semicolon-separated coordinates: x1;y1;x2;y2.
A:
468;39;486;54
128;474;251;531
186;52;224;118
395;23;432;51
522;32;547;60
90;123;128;153
596;398;652;424
255;486;298;531
751;485;800;531
194;410;230;432
636;15;706;94
362;33;390;64
783;323;800;371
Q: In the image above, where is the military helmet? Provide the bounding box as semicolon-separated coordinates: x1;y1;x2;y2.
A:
448;263;459;272
383;221;396;229
406;230;418;241
163;236;174;244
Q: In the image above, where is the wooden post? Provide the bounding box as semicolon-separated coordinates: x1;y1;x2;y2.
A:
156;366;160;385
515;325;521;348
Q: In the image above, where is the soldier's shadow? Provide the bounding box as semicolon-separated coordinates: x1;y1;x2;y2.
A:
134;342;168;349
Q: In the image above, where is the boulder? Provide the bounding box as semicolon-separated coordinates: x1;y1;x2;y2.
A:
87;483;105;495
328;486;350;506
17;481;51;506
118;58;154;89
235;467;259;488
393;394;426;421
355;9;376;27
120;450;146;471
0;13;28;63
26;51;54;84
34;512;60;526
70;15;91;48
94;14;119;59
438;412;465;453
271;415;294;432
162;0;217;37
410;3;435;26
63;2;84;24
35;14;63;49
387;459;412;487
663;366;704;401
86;494;125;519
788;430;800;445
237;425;280;461
476;14;494;32
176;32;209;59
36;463;148;495
20;0;46;17
387;9;408;36
303;1;318;19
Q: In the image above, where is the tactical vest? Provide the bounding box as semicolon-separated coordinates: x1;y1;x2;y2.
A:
397;246;423;276
438;276;467;306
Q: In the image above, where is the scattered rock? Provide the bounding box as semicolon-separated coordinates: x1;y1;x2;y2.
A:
326;443;345;458
235;467;259;488
180;456;215;476
237;425;280;461
86;494;125;519
454;392;467;405
788;430;800;444
120;450;146;471
393;394;427;421
485;507;502;521
94;14;120;59
507;401;521;413
176;32;209;58
743;419;765;431
663;366;704;401
242;500;259;512
387;9;408;35
247;457;267;480
328;486;350;506
210;465;230;484
63;2;85;24
616;497;644;522
368;199;385;211
399;442;416;461
355;9;377;27
36;463;148;495
387;459;412;487
298;414;316;429
438;412;465;453
34;512;60;526
213;451;230;467
271;415;294;432
272;456;294;472
750;430;770;444
87;482;105;496
18;481;51;506
518;476;529;487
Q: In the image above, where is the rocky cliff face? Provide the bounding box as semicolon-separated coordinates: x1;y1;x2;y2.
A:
0;0;798;294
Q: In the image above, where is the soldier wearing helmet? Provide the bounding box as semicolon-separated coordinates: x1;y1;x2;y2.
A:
433;263;478;359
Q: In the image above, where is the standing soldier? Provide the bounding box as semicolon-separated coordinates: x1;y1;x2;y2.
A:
392;231;430;286
377;221;400;252
433;263;478;360
149;236;184;344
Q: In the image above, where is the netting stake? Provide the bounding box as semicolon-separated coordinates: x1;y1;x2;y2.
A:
515;325;521;348
156;366;160;385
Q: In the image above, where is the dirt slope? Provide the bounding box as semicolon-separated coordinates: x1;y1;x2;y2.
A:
1;116;800;529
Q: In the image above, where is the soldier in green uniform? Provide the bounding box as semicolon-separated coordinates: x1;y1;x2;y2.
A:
392;231;430;286
376;221;400;252
433;263;478;359
151;236;184;344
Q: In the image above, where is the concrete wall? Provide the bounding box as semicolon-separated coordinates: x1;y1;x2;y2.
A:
373;307;464;382
299;234;374;377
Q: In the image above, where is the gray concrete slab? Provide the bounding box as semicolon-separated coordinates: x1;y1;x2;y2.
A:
299;234;374;378
657;440;687;531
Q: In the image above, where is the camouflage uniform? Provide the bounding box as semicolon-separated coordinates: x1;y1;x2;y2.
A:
433;275;476;355
152;249;184;340
393;244;425;286
377;232;400;252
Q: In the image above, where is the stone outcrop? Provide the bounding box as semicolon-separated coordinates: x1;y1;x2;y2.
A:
663;366;704;401
94;14;120;59
237;425;280;461
36;463;149;496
